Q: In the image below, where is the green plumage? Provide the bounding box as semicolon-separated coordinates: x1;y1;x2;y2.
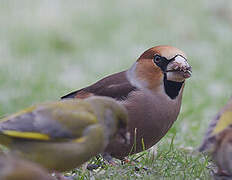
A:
0;152;54;180
0;96;128;172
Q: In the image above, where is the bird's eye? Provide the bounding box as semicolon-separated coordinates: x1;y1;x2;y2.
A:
153;55;162;63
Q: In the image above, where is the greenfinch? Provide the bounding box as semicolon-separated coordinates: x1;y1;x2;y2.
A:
199;98;232;176
0;152;55;180
0;96;128;172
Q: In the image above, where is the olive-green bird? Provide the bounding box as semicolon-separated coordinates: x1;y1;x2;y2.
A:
0;96;128;172
199;98;232;152
0;152;55;180
199;98;232;176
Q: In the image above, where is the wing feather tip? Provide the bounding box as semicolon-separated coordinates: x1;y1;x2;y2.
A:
2;130;50;141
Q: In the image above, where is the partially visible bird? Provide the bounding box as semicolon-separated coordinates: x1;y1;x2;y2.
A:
61;45;192;159
199;98;232;152
213;126;232;177
0;96;128;172
0;152;55;180
199;98;232;176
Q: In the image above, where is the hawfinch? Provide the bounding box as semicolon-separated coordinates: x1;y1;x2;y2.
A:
61;45;192;159
0;153;54;180
199;98;232;176
0;96;128;172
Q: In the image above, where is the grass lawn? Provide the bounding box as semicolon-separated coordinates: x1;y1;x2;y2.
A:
0;0;232;179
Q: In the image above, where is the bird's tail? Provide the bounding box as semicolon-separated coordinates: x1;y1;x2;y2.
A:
0;133;13;147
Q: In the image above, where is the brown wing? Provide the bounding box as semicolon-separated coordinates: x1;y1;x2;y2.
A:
61;71;137;101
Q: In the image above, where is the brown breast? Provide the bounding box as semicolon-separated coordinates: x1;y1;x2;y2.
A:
104;86;184;159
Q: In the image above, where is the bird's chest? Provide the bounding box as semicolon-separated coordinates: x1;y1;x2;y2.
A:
123;91;181;148
128;92;179;123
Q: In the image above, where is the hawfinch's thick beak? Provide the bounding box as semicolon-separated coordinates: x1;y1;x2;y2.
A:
166;55;192;82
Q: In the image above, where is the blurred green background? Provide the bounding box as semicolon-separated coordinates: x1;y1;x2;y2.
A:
0;0;232;179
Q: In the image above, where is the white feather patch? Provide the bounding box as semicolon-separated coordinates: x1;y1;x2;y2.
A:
126;62;148;89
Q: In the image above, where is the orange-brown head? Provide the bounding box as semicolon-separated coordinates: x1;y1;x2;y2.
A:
127;45;192;99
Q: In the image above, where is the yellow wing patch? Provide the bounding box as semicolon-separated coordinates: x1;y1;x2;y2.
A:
2;130;50;141
73;112;97;123
213;111;232;135
1;106;36;122
72;137;86;143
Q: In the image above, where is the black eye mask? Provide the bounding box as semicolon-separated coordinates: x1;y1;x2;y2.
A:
153;54;186;73
153;54;186;99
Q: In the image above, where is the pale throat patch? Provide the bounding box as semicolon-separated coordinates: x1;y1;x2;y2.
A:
166;72;185;82
126;62;165;96
126;62;148;90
